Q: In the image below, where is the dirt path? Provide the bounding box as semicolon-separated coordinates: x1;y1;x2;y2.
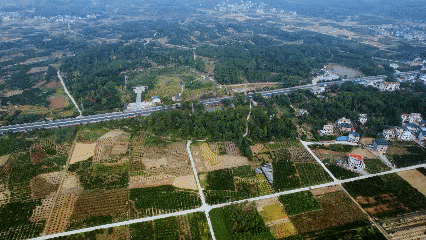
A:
42;134;79;235
58;70;82;116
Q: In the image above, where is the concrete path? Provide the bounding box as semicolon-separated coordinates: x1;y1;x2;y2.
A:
58;70;82;117
301;140;338;181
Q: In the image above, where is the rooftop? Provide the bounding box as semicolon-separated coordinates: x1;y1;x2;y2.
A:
336;136;350;141
375;138;390;146
349;154;364;161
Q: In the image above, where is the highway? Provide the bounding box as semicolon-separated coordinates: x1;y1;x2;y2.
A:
0;70;420;134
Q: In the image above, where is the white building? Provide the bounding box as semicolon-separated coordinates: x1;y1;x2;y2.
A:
398;131;413;141
348;154;365;170
337;117;352;125
320;124;334;136
348;132;360;143
401;113;423;124
373;138;390;153
359;114;368;125
299;109;309;116
419;75;426;84
377;82;400;92
419;130;426;143
310;86;326;95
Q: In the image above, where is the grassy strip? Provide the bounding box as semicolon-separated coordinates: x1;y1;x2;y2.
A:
209;208;232;240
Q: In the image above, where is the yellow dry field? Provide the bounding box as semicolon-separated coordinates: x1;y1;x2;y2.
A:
259;204;288;223
350;148;376;159
70;143;96;164
172;174;198;190
0;154;10;166
360;137;374;145
397;170;426;197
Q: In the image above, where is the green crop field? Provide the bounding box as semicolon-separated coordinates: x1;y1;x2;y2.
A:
279;191;322;215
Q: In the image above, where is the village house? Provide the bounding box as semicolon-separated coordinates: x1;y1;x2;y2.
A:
319;124;334;136
359;114;368;125
339;123;353;133
383;128;395;140
373;138;390;153
403;123;420;134
348;154;365;170
310;86;326;95
419;130;426;144
348;132;360;143
401;113;423;124
399;131;413;141
377;82;400;92
299;109;309;116
336;117;352;125
383;127;404;140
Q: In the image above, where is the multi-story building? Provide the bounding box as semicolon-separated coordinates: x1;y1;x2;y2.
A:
373;138;390;153
348;154;365;170
377;82;400;92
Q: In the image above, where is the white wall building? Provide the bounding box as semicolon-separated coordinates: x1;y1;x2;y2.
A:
377;82;400;92
337;117;352;125
348;154;365;170
398;131;413;141
320;124;334;136
359;114;368;125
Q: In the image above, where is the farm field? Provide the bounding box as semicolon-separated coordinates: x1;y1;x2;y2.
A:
343;173;426;219
387;143;426;168
191;141;250;173
289;186;367;234
301;221;386;239
397;169;426;197
203;165;263;204
53;212;212;240
364;158;392;174
278;191;322;216
210;202;274;240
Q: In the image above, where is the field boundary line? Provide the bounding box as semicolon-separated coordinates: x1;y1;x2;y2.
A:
300;140;338;181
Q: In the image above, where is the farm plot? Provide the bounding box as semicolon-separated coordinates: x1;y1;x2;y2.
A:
130;139;193;189
397;169;426;197
211;202;274;239
295;163;332;186
192;143;250;172
68;160;129;190
301;221;386;240
364;158;391;174
43;193;79;235
386;144;426;168
278;191;322;216
256;197;299;239
57;212;211;240
48;96;68;109
203;166;270;204
289;187;367;234
94;130;131;163
68;189;129;230
30;172;61;199
130;186;201;218
0;200;45;240
69;143;95;164
343;174;426;218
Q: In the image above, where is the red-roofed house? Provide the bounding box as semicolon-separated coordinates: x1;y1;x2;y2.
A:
348;154;365;170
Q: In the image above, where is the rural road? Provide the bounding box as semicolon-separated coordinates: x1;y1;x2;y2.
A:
58;70;82;117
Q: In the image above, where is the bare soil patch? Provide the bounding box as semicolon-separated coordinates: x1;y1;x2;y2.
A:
350;148;376;159
70;143;95;164
27;66;48;74
46;81;61;89
48;96;68;109
397;170;426;197
0;154;10;166
172;174;198;190
311;185;342;196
